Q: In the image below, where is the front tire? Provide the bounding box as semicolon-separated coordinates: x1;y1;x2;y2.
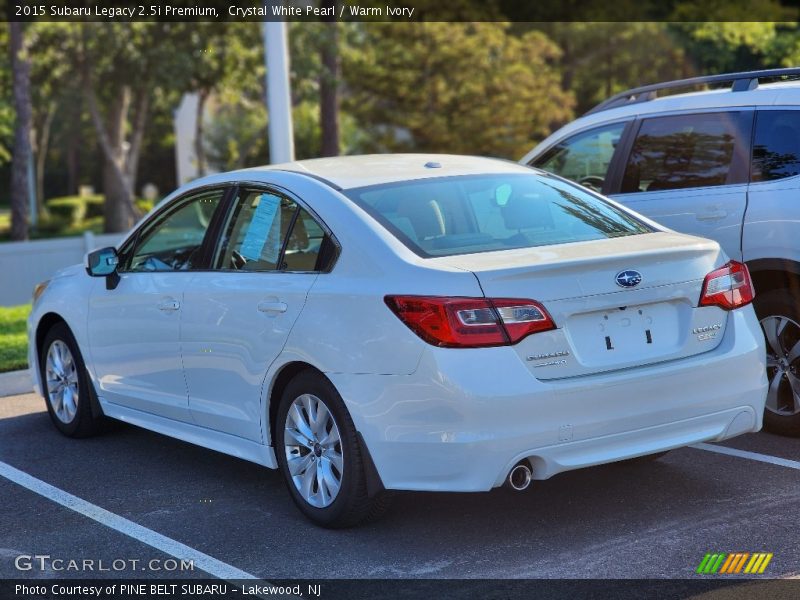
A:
754;290;800;436
275;370;390;528
40;322;104;438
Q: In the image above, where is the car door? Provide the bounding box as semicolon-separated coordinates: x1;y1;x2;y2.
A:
743;108;800;266
86;187;228;422
607;110;753;261
180;186;337;441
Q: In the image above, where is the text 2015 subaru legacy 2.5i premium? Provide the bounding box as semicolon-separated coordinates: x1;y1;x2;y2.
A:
28;155;768;527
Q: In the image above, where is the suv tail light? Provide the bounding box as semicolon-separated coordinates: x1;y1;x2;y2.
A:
384;296;555;348
699;260;754;310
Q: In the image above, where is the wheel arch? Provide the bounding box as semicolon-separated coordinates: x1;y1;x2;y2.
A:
33;312;69;389
34;312;103;420
747;258;800;301
266;361;325;448
265;360;385;497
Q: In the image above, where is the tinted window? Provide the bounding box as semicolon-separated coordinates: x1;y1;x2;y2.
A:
752;110;800;182
215;190;327;272
126;189;223;272
621;112;742;193
345;174;652;258
533;122;626;193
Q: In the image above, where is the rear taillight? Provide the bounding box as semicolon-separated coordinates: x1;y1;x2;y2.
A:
384;295;555;348
699;260;754;310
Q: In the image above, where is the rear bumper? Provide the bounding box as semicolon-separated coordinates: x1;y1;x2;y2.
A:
329;307;767;492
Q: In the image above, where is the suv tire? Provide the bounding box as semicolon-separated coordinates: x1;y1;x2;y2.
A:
754;289;800;436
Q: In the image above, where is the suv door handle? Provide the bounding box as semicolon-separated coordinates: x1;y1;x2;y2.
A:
158;299;181;311
696;210;728;222
258;301;288;314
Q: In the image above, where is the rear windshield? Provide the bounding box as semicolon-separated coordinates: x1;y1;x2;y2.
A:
344;173;653;258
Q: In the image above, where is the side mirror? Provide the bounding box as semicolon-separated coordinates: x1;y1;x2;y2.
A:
86;247;119;277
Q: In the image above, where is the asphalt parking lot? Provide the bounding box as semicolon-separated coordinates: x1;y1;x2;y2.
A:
2;391;800;588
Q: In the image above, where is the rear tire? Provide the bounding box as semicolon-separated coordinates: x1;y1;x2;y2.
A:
275;370;391;528
39;322;105;438
753;289;800;436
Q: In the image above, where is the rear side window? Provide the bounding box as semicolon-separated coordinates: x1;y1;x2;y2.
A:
215;189;333;272
751;110;800;182
533;122;626;193
344;173;652;258
621;112;745;193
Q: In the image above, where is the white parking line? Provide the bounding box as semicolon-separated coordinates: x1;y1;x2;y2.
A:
0;459;257;580
692;443;800;470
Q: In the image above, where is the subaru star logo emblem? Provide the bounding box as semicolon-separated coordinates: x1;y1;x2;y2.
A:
615;270;642;288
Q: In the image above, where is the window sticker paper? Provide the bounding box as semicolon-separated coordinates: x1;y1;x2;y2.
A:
240;193;281;262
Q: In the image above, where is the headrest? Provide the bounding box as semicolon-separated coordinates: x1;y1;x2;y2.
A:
501;193;553;231
397;199;446;239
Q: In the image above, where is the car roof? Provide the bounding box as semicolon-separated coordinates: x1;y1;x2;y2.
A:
232;154;534;190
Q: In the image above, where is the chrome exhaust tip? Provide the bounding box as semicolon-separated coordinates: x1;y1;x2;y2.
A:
507;462;532;491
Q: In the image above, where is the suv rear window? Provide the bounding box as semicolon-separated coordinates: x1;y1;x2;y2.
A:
621;112;744;193
751;110;800;182
345;173;652;258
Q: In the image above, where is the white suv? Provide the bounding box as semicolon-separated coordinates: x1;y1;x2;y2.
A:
522;68;800;436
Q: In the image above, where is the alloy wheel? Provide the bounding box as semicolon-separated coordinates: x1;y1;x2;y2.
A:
45;340;80;424
283;393;344;508
761;314;800;416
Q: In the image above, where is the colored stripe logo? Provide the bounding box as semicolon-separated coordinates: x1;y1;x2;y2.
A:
696;553;773;574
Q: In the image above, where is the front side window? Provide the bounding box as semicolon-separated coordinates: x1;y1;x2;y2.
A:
621;112;744;193
751;110;800;182
215;189;329;272
533;122;626;193
345;173;652;258
126;189;224;272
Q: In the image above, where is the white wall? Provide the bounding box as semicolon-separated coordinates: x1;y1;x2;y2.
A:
0;232;121;306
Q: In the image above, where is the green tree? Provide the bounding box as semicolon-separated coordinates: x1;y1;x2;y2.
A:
188;23;263;176
0;26;13;169
319;0;340;156
532;23;692;116
49;23;210;232
202;23;268;171
27;23;77;219
343;23;573;158
205;99;268;171
668;1;799;73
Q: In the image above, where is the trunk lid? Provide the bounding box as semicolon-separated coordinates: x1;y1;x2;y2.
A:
430;232;731;379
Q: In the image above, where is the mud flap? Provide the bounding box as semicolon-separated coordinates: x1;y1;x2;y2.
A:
357;432;385;497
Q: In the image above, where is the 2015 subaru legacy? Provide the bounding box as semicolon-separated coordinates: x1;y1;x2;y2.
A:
28;155;768;527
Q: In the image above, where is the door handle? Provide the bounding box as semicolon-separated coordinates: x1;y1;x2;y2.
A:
158;299;180;311
696;210;728;222
258;301;288;314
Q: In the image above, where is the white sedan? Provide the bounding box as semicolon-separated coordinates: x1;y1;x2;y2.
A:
28;155;767;527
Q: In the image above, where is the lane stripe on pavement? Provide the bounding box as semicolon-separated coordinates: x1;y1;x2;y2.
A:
692;443;800;470
0;459;258;581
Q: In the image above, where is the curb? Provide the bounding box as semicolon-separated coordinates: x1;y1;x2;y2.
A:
0;369;33;397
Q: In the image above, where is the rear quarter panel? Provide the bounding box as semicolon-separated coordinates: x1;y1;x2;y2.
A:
743;175;800;266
